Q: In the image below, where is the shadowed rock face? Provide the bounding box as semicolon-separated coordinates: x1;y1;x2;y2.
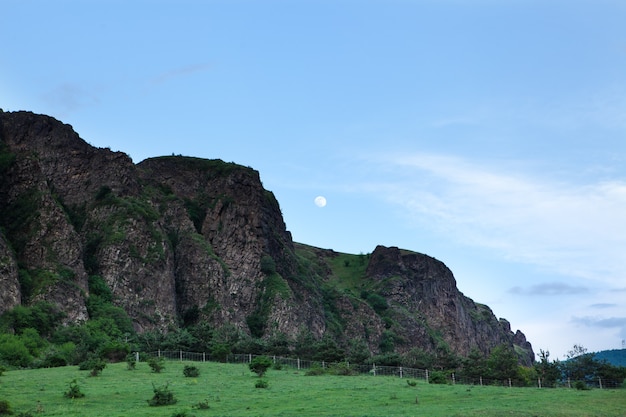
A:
0;110;533;364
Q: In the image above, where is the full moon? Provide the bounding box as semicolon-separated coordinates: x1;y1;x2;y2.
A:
314;196;327;208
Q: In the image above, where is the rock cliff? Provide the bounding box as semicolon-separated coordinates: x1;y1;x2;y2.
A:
0;110;533;364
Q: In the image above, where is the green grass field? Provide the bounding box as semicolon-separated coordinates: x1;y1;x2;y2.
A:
1;360;624;417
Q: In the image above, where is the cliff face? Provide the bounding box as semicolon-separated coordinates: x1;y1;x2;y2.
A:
0;111;533;363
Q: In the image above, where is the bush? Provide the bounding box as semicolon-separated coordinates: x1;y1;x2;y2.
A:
193;400;210;410
148;383;177;406
89;359;107;377
126;353;137;370
183;365;200;377
0;399;12;415
255;379;269;389
249;356;272;377
64;379;85;399
574;380;590;390
328;362;357;376
428;371;449;384
148;357;165;373
305;365;326;376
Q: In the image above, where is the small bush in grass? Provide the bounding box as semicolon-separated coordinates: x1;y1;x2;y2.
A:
0;365;6;376
90;359;107;376
0;399;13;415
148;357;165;373
148;383;177;406
126;354;136;370
193;400;210;410
64;379;85;399
407;379;417;387
255;379;269;389
183;365;200;377
249;356;272;377
305;365;326;376
328;362;357;376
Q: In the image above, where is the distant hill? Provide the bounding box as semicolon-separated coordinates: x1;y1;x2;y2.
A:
593;349;626;367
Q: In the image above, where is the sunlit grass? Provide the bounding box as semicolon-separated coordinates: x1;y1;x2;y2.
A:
1;361;624;416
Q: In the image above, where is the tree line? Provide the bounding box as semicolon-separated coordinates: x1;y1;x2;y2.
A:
1;296;624;388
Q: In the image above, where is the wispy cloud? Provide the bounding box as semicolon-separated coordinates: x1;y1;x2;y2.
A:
149;63;212;85
363;152;626;285
509;282;589;296
572;316;626;332
590;303;617;309
42;83;99;116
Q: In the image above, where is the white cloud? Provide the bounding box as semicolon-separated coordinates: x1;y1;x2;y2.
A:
365;152;626;285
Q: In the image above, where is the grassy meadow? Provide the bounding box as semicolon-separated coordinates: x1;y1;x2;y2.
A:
1;360;624;417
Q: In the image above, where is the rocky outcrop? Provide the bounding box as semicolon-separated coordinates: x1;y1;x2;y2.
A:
0;110;533;364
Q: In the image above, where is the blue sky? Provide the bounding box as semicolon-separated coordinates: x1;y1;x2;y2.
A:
2;0;625;359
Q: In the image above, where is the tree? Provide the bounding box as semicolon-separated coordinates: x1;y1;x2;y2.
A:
461;348;488;380
534;349;560;387
249;355;273;377
486;344;519;381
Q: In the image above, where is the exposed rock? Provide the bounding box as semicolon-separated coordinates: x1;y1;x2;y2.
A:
0;111;534;364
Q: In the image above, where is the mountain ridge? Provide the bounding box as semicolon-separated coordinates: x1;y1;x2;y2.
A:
0;110;534;365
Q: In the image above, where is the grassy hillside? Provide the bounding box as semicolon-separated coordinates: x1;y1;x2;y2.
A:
1;360;624;417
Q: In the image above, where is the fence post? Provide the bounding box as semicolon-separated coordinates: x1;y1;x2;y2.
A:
297;358;300;370
598;377;602;389
479;376;482;386
538;378;541;388
322;361;325;369
158;349;161;358
508;378;512;388
452;373;455;385
373;363;376;376
567;378;571;389
425;369;429;383
135;351;139;363
203;352;206;362
400;367;403;379
180;350;183;361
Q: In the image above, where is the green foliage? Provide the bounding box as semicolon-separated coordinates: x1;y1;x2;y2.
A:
486;344;519;381
126;353;137;370
148;382;177;406
0;334;33;367
183;365;200;377
366;293;388;314
429;370;449;384
574;380;589;390
148;357;165;373
254;379;269;389
100;341;130;362
260;255;276;275
1;302;64;337
0;399;12;415
328;362;357;376
249;356;273;377
89;359;107;377
64;379;85;399
193;399;210;409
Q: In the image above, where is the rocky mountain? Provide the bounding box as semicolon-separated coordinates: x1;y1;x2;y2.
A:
0;110;534;365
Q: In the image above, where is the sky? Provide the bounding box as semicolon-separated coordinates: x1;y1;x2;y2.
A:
2;0;625;360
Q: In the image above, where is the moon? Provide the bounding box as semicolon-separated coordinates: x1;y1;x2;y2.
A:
314;196;327;208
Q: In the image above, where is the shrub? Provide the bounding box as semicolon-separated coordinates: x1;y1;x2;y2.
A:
0;399;12;415
407;379;418;387
193;400;210;410
171;411;195;417
255;379;269;389
574;380;590;390
148;383;177;406
148;357;165;373
183;365;200;377
428;371;449;384
328;362;357;376
305;365;326;376
64;379;85;399
0;365;5;376
89;359;107;376
249;356;273;377
126;353;136;370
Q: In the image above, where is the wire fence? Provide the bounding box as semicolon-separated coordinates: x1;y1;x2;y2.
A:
140;350;624;389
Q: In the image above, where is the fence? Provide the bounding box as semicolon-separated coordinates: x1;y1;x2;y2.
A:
141;350;624;389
